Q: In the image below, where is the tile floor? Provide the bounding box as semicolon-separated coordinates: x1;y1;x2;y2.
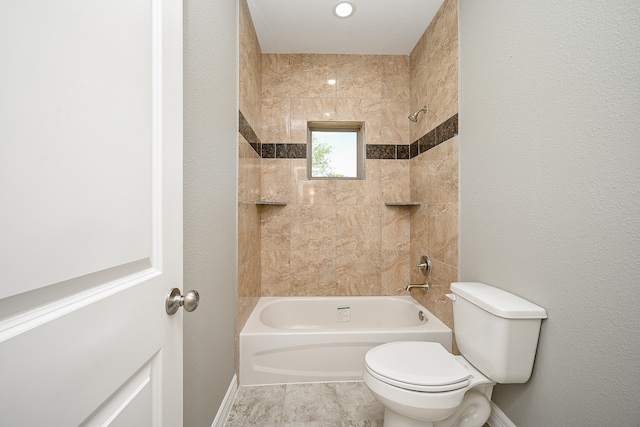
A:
224;381;491;427
224;381;384;426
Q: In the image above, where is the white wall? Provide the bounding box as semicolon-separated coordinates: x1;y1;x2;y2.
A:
183;0;238;425
459;1;640;426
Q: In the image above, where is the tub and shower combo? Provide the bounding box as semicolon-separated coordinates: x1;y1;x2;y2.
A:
239;296;450;385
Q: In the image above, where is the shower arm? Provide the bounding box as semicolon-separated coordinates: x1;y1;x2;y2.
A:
408;106;428;122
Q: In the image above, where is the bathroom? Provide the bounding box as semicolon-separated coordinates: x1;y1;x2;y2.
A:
1;0;636;425
184;1;640;427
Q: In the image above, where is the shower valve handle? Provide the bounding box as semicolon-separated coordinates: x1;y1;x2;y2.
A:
415;255;432;277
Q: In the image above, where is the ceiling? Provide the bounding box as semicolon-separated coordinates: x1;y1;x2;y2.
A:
247;0;445;55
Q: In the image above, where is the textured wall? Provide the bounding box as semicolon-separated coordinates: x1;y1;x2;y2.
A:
239;0;262;137
408;0;459;332
409;0;458;143
183;0;238;425
259;54;412;296
459;1;640;425
237;0;262;335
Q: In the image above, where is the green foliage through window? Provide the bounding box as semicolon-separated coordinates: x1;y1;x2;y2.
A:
308;123;363;179
312;138;345;178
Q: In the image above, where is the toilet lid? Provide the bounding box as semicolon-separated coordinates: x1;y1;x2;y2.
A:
365;342;472;392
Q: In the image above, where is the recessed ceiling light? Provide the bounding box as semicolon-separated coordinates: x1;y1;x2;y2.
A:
333;1;355;19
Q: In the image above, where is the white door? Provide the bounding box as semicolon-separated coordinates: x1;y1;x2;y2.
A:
0;0;184;426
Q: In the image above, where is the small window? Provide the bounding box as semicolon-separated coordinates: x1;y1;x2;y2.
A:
307;121;365;179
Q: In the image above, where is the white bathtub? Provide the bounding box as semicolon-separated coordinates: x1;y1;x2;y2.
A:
239;296;452;385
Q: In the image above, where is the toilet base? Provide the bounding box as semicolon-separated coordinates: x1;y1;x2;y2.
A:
381;390;492;427
383;407;435;427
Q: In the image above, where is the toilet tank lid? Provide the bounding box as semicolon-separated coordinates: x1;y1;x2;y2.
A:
451;282;548;319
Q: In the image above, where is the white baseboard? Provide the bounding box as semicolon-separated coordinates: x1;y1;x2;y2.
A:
487;401;516;427
211;374;238;427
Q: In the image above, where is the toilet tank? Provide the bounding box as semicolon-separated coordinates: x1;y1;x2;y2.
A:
451;282;547;384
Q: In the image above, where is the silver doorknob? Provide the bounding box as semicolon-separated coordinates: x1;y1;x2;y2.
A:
165;288;200;315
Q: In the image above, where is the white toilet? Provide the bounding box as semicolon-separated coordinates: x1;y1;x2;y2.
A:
363;282;547;427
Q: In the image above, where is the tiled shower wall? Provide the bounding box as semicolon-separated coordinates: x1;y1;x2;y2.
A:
239;0;459;332
259;54;414;297
408;0;459;330
238;0;262;332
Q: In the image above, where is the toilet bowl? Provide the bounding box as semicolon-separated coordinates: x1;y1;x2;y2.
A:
363;282;547;427
363;341;494;427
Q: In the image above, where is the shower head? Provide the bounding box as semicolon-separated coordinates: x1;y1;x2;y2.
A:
408;106;428;122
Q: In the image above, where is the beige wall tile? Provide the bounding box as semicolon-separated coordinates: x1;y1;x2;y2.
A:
239;0;262;137
290;205;337;251
428;137;458;203
336;55;382;99
380;250;411;294
290;159;338;205
409;89;429;143
261;98;291;143
427;202;458;268
290;250;337;295
381;159;410;202
238;201;260;266
407;0;458;331
362;160;383;205
261;250;291;296
238;133;261;203
238;0;263;333
238;253;261;298
336;250;381;295
262;158;290;202
382;55;410;100
410;30;429;143
427;65;458;129
381;99;410;144
290;54;337;98
237;293;259;333
260;205;291;252
381;206;411;251
262;54;291;98
426;0;458;129
336;205;382;252
335;179;367;205
410;151;430;203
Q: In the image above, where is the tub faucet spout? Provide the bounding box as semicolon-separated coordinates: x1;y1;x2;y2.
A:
405;282;429;292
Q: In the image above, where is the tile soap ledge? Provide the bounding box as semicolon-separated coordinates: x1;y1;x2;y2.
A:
256;200;287;206
384;202;422;206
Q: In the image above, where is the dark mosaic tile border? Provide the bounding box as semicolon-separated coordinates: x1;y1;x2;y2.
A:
261;143;307;159
239;111;307;159
239;111;261;155
365;113;457;159
434;113;458;147
366;144;396;160
239;111;457;160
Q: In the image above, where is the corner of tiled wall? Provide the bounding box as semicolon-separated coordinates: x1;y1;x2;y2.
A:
238;0;263;337
408;0;459;340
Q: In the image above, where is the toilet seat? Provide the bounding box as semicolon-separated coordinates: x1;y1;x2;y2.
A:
365;342;472;392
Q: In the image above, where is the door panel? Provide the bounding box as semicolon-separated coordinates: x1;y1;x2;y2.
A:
0;0;183;425
0;0;153;298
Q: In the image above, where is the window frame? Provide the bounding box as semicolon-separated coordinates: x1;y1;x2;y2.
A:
306;121;366;180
